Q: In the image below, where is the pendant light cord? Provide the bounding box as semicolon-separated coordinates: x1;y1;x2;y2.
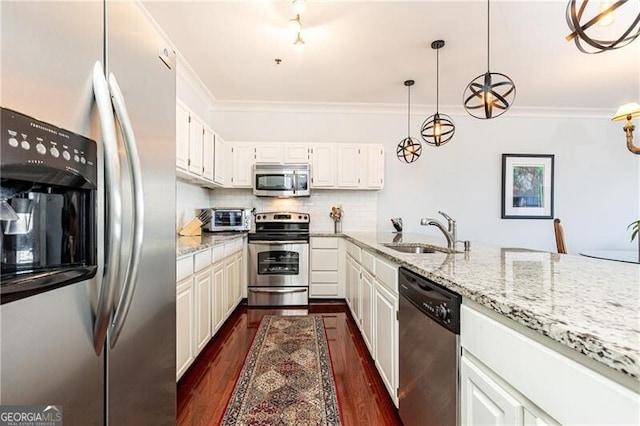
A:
436;48;439;113
487;0;491;71
407;85;411;137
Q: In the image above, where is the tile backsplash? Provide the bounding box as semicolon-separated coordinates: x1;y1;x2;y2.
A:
176;181;377;234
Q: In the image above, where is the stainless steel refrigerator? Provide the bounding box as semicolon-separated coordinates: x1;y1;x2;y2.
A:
0;1;176;424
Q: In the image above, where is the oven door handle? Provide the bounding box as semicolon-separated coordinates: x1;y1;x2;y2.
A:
249;288;307;294
91;61;122;356
249;240;308;245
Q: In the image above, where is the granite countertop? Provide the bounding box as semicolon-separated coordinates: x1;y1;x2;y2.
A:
177;232;247;257
340;231;640;381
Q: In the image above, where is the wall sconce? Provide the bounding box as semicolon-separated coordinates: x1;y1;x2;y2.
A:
612;102;640;154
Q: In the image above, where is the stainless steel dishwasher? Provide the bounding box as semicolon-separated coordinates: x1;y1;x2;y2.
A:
398;266;461;426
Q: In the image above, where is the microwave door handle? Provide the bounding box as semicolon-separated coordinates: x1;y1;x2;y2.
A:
107;73;144;349
91;61;122;356
293;170;297;195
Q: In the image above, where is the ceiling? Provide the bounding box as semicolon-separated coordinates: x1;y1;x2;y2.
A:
142;1;640;111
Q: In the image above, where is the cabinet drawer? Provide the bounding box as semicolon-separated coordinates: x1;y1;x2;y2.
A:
176;255;194;282
212;244;225;262
312;250;338;271
311;237;339;249
346;241;361;262
194;249;212;272
311;271;339;283
361;250;375;274
310;283;339;297
375;257;398;292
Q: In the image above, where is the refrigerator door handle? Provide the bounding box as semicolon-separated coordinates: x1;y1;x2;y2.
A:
107;73;144;349
92;61;122;356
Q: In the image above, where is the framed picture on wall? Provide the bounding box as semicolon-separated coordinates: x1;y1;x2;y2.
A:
501;154;554;219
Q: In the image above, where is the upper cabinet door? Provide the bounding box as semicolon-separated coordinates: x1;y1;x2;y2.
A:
337;144;361;188
188;113;204;176
230;142;254;188
284;144;310;163
254;143;283;163
213;133;225;186
310;144;336;188
202;126;214;182
176;101;190;172
366;144;384;189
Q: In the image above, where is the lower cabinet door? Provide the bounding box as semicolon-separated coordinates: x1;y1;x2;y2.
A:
194;267;212;352
212;261;225;332
374;282;398;406
176;277;194;380
460;356;524;425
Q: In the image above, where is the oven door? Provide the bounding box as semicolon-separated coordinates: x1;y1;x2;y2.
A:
248;241;309;287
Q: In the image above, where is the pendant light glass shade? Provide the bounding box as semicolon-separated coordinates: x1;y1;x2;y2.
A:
421;40;455;147
463;0;516;119
565;0;640;53
396;80;422;163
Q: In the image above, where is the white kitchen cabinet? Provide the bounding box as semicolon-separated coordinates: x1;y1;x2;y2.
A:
336;144;361;188
194;266;212;353
176;276;194;380
460;356;524;425
365;144;384;189
310;237;341;298
212;260;225;333
229;142;254;188
175;237;245;381
360;268;375;353
254;143;283;163
202;126;215;182
374;281;398;405
213;133;225;186
310;144;336;188
461;302;638;425
188;113;204;176
346;254;361;322
176;100;190;173
284;144;309;163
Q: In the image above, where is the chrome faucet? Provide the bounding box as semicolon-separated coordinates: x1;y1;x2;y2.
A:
420;211;457;251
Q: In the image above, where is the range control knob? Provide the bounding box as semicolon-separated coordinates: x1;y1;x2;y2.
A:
8;137;19;148
63;151;71;161
437;305;450;322
20;140;30;150
36;143;47;155
50;147;60;158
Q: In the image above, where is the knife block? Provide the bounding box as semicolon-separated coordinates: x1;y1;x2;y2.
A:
178;217;203;236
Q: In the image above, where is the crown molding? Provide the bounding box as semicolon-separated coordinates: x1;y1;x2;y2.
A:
211;100;615;119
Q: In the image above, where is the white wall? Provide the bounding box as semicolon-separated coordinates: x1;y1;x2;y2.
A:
211;105;639;254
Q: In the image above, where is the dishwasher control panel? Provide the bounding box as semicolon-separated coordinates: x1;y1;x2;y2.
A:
398;267;461;333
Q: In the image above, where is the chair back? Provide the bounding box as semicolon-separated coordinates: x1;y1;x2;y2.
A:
554;218;567;254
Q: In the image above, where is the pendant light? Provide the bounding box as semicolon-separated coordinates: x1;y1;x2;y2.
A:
565;0;640;53
421;40;455;147
463;0;516;119
396;80;422;163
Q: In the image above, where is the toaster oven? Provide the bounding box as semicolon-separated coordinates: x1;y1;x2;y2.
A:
203;208;251;232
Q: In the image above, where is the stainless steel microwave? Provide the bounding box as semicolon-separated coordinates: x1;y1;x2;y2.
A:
253;163;310;197
203;208;251;232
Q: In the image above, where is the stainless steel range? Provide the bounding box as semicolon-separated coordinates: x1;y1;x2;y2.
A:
247;212;310;306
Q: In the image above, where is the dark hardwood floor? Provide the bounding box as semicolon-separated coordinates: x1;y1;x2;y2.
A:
177;301;403;425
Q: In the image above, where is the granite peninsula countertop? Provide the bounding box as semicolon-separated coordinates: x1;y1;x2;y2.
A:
335;232;640;382
176;232;247;257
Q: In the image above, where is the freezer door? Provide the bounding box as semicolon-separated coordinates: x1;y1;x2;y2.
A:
0;2;105;425
104;3;177;425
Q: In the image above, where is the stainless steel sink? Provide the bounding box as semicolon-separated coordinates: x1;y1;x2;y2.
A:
382;243;439;254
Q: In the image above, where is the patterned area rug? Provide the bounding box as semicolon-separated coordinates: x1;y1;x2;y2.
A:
221;315;342;426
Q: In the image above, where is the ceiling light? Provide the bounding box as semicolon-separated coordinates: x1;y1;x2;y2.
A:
396;79;422;163
294;32;305;49
612;102;640;154
289;14;302;34
597;0;616;26
565;0;640;53
463;0;516;119
421;40;455;147
292;0;306;15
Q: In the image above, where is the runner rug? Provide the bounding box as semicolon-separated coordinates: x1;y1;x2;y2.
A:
221;315;342;426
